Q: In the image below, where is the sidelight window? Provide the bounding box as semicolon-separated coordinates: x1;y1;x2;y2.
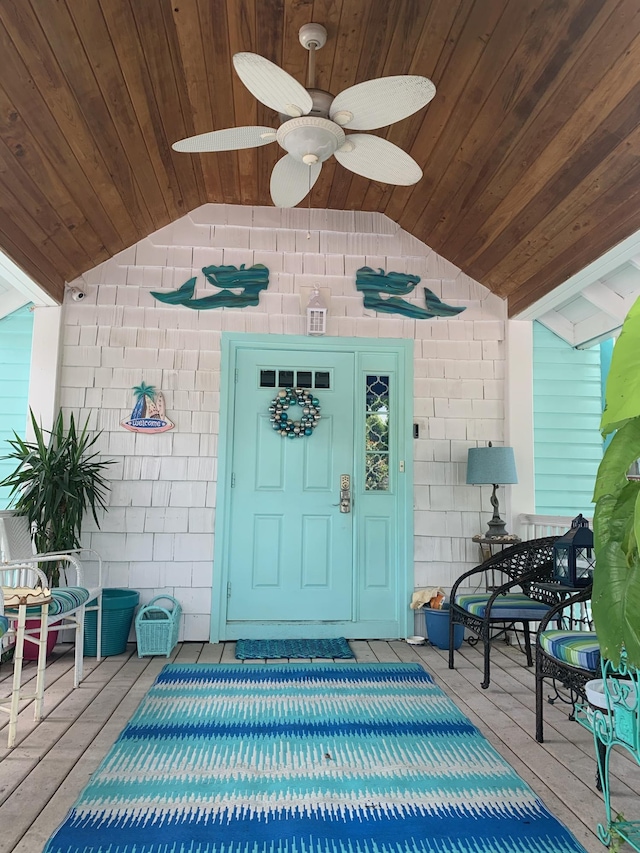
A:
365;375;390;491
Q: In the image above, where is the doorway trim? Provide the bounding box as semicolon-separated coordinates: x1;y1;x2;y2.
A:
210;333;414;642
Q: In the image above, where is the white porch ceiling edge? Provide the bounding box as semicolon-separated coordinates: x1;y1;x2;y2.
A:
0;250;57;321
513;229;640;348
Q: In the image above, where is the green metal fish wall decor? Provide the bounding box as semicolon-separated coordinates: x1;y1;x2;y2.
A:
151;264;269;309
355;267;466;319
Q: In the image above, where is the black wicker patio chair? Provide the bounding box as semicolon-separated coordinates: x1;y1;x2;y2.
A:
535;584;599;743
448;536;560;689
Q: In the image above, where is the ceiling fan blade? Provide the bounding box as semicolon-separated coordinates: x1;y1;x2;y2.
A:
330;76;435;130
334;135;422;185
270;154;322;207
172;126;277;153
233;53;313;118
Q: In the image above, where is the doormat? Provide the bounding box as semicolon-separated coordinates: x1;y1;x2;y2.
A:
235;636;355;659
42;663;588;853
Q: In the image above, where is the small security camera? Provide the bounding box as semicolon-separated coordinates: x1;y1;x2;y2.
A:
68;287;86;302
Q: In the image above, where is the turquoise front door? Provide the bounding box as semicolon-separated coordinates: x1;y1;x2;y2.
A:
227;347;355;624
212;334;413;641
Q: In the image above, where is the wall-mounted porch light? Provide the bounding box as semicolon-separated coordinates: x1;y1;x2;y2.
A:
306;286;327;336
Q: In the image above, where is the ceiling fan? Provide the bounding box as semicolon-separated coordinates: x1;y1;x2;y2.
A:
172;23;436;208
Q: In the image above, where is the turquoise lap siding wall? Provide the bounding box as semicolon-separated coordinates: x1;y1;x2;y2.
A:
533;322;603;516
0;306;33;509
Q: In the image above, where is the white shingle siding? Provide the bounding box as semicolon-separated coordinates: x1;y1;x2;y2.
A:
63;205;507;641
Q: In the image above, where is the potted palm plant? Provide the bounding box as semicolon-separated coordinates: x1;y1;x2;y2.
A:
0;409;112;587
592;294;640;668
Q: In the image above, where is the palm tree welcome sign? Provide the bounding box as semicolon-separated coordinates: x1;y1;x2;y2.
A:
121;382;174;434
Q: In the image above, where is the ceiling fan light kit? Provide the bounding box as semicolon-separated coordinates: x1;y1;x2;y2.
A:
276;117;345;164
173;24;436;208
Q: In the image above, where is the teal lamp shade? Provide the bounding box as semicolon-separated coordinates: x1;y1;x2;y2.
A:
467;445;518;537
466;446;518;487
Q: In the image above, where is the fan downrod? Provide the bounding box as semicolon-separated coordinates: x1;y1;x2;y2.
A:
299;24;327;90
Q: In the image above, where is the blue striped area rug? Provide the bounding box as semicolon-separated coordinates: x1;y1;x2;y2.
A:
43;663;587;853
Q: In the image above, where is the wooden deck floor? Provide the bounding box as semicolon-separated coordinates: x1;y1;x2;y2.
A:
0;638;636;853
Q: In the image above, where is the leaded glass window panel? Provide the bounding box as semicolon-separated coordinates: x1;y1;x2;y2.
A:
365;375;390;491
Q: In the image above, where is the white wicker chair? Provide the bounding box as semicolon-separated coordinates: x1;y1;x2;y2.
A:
0;564;51;747
0;512;103;690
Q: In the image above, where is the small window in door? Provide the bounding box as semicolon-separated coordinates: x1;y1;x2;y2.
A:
278;370;294;387
365;375;390;491
259;369;331;389
260;370;276;387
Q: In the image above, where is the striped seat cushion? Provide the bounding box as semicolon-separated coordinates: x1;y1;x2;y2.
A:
539;629;600;671
4;587;90;618
455;592;551;620
0;615;8;638
49;587;90;616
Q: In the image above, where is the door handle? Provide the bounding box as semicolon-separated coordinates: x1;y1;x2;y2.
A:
339;474;351;513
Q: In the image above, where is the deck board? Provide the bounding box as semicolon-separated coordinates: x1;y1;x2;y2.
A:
0;637;634;853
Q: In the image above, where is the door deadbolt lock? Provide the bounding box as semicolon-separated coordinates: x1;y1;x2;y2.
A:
339;473;351;513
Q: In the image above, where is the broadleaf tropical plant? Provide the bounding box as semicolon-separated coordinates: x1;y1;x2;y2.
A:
0;409;113;586
593;295;640;667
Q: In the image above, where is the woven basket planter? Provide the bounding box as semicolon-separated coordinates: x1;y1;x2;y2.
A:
135;595;181;658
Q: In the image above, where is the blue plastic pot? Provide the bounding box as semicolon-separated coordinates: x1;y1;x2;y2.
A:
423;603;464;650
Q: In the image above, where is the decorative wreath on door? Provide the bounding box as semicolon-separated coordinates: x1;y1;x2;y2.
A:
268;388;321;438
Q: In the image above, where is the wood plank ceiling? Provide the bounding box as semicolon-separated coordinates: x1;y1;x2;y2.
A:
1;0;640;315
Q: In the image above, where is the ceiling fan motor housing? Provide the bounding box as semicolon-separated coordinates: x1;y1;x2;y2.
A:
277;117;345;164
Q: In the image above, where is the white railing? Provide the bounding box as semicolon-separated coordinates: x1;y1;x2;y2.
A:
516;513;592;540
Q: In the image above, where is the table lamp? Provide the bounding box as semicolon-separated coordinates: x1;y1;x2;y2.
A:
467;442;518;538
